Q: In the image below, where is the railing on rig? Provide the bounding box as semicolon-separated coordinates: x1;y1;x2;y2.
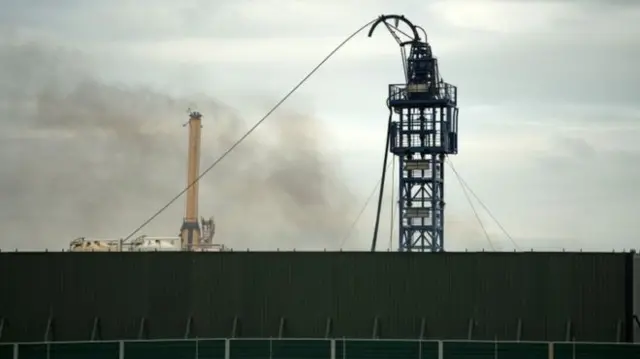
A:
388;83;457;105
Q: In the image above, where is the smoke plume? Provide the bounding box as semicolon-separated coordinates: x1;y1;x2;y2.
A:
0;38;358;251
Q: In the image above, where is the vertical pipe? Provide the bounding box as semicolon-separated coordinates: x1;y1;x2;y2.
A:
438;153;445;251
371;111;393;251
397;154;404;251
181;111;203;249
186;113;202;223
388;155;395;251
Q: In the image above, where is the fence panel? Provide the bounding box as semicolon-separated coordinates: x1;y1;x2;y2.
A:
496;342;547;359
230;339;330;359
272;340;331;359
124;339;225;359
197;339;227;359
17;342;119;359
0;344;14;359
335;340;438;359
229;339;269;359
442;341;547;359
554;342;640;359
125;340;194;359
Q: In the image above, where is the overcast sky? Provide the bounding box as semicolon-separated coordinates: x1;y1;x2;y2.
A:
0;0;638;252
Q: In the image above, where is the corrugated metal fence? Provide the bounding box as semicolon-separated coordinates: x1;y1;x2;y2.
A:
1;252;632;342
634;254;639;342
1;338;639;359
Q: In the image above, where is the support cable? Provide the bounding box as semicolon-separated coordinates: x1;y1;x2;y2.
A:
122;18;379;242
446;156;521;250
450;160;495;251
339;159;394;249
370;106;394;251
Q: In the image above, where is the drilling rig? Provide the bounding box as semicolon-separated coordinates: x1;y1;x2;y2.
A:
369;15;459;252
69;111;225;252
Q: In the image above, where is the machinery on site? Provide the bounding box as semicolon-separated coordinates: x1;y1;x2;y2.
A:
69;235;182;252
369;15;459;252
69;111;226;252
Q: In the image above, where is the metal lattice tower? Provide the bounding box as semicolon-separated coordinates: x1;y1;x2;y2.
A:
370;15;459;252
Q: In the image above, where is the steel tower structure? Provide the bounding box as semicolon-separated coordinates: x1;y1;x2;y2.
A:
370;15;459;252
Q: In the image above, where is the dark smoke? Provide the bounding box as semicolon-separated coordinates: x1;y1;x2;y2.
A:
0;39;357;251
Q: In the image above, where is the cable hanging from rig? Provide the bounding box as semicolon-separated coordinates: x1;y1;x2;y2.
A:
122;18;379;242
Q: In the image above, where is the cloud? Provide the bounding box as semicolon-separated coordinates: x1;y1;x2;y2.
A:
98;36;402;66
429;0;574;34
1;0;639;253
429;0;640;34
0;39;360;251
0;0;382;42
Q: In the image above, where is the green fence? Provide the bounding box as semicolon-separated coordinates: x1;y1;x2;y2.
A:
1;339;639;359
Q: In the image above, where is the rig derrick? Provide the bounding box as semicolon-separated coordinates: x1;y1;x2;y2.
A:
369;15;459;252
